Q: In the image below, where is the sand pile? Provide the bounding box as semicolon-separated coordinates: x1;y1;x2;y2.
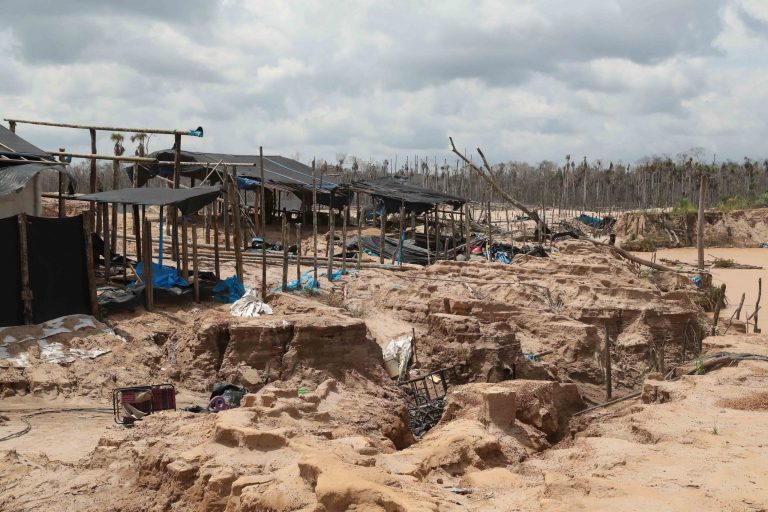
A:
343;239;706;400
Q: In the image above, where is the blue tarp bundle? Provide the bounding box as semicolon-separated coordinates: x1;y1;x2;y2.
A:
576;214;602;228
212;276;246;303
135;262;189;288
274;269;350;292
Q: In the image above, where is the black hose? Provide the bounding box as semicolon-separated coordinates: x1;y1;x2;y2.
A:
0;408;113;443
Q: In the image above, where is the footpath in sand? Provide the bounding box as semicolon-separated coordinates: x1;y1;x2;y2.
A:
1;240;766;511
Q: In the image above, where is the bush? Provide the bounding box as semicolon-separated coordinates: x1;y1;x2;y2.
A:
673;198;697;214
715;192;768;211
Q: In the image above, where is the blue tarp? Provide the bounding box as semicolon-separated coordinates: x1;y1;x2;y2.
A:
273;269;349;293
212;276;246;303
576;214;602;228
135;262;189;289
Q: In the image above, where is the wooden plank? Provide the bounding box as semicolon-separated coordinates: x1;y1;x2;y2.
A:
192;221;200;303
82;212;99;318
17;213;33;324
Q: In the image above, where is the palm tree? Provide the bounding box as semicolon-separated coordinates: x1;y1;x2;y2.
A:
130;132;148;157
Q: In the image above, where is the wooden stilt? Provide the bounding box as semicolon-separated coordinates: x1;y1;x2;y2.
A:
486;201;492;261
356;193;362;271
379;205;385;264
192;220;200;303
18;213;33;324
312;159;318;285
205;205;211;245
122;205;127;283
82;211;98;318
327;207;335;279
58;158;66;218
143;218;154;311
224;181;231;251
296;223;302;290
230;167;244;282
260;148;267;300
282;213;289;291
212;199;220;279
450;212;456;259
425;211;431;265
89;128;97;231
341;205;348;273
133;204;141;261
181;218;189;279
103;203;111;284
604;320;612;400
111;201;118;254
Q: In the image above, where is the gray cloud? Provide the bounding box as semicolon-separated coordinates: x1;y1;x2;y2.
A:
0;0;765;164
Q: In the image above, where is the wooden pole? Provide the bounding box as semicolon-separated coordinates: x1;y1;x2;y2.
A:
754;278;762;334
223;183;231;251
379;204;386;264
181;218;189;280
260;148;267;300
711;283;727;335
171;133;182;263
133;205;141;261
82;211;98;318
450;212;456;259
192;220;200;303
296;223;302;290
312;159;318;285
604;320;612;400
356;193;362;270
230;167;244;282
204;205;211;244
58;148;66;218
486;201;492;261
122;205;127;284
103;203;111;284
327;206;335;279
18;213;33;324
425;210;431;265
282;212;289;291
341;205;348;273
143;218;154;311
89;128;97;231
212;198;220;279
110;202;117;256
697;174;707;270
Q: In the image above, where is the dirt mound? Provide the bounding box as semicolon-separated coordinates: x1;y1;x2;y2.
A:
717;391;768;411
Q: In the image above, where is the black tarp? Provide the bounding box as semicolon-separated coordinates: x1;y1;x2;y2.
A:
0;215;23;327
27;215;91;324
351;177;465;214
78;186;221;216
0;125;71;197
126;150;349;208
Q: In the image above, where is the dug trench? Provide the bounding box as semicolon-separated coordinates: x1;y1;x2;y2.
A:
4;239;756;512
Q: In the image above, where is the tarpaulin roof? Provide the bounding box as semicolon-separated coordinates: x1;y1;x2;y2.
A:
127;149;349;208
79;186;221;216
0;125;69;197
351;176;465;214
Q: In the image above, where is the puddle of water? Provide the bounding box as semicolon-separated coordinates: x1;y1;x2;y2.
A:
637;247;768;333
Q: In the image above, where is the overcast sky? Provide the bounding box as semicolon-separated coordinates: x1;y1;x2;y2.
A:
1;0;767;166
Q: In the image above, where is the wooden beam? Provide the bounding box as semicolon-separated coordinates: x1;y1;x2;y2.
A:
5;118;197;136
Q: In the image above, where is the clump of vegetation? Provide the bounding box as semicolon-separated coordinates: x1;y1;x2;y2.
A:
697;285;727;312
672;198;697;214
715;192;768;211
620;234;668;252
712;258;736;268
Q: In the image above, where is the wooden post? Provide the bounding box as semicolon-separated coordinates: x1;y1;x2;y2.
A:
282;212;289;291
230;167;244;282
425;211;431;265
411;210;416;241
133;205;141;261
212;198;220;279
192;220;200;303
223;177;231;251
356;192;362;270
181;218;189;280
392;203;405;265
341;205;348;273
711;283;726;335
735;292;746;320
450;212;456;259
697;174;707;270
89;128;97;231
103;203;111;284
58;148;66;218
379;205;385;264
18;213;33;324
260;148;267;300
82;211;98;318
604;320;612;400
312;159;318;286
204;205;211;244
486;201;492;261
172;133;182;263
8;120;16;133
434;206;441;260
143;218;154;311
122;205;127;283
754;278;762;333
296;223;302;290
464;203;471;246
327;206;335;278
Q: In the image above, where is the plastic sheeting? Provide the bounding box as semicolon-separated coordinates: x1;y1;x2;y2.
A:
230;289;273;317
383;334;413;381
135;262;189;289
351;177;465;214
213;276;246;303
78;186;221;216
